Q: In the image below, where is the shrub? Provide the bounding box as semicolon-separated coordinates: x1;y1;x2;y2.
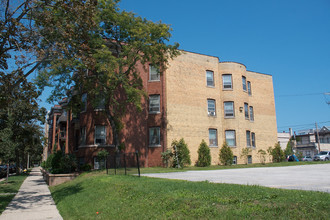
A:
97;150;109;169
270;143;285;163
257;149;266;164
219;142;233;165
196;140;211;167
45;150;77;174
80;164;92;171
171;138;191;168
161;149;173;168
240;147;252;165
284;139;294;156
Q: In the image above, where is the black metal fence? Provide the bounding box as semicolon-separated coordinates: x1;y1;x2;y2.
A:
105;151;140;177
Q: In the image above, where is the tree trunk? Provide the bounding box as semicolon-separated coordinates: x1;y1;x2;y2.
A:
105;108;119;151
6;162;9;184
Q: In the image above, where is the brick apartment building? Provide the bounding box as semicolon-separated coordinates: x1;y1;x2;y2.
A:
47;50;278;168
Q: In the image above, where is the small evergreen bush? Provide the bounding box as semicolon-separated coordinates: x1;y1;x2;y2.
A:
171;138;191;168
44;150;77;174
271;143;285;162
196;140;211;167
219;142;233;165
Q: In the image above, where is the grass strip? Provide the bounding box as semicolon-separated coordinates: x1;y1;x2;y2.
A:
0;173;29;214
51;171;330;220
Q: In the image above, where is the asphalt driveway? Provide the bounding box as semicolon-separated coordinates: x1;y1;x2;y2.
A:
142;164;330;193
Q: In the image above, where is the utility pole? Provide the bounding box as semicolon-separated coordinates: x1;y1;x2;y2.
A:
315;122;321;153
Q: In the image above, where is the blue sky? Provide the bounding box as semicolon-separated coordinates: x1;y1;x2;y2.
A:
39;0;330;133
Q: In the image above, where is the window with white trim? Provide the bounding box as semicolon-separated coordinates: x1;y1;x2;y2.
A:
225;130;236;146
206;70;214;87
207;99;216;116
149;127;160;146
95;125;106;145
149;95;160;113
209;129;218;147
222;74;232;89
224;101;234;118
149;65;160;81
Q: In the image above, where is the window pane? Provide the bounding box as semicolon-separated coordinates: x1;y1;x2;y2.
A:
225;130;236;146
249;106;254;121
207;99;216;116
242;76;247;91
252;132;256;147
244;103;249;119
246;130;251;146
80;127;86;145
206;71;214;86
224;102;234;117
95;126;106;145
149;127;160;145
149;95;160;113
247;81;252;95
209;129;218;146
248;155;252;164
222;74;232;89
150;65;160;81
81;93;87;111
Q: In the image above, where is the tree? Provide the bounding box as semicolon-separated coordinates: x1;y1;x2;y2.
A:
257;149;266;164
284;139;294;156
196;140;211;167
171;138;191;168
34;0;179;150
270;143;285;163
267;146;273;162
240;147;251;165
219;142;233;166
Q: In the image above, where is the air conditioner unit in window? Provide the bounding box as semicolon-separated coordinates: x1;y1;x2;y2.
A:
208;111;216;116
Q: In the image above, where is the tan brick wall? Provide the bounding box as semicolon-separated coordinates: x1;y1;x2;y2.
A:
165;51;277;165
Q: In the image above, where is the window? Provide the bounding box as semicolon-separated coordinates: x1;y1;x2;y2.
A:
149;127;160;146
149;95;160;113
80;127;86;146
206;70;214;87
251;132;256;147
222;74;232;89
249;106;254;121
149;65;160;81
209;129;218;147
233;156;237;165
246;130;251;147
81;93;87;112
248;155;252;164
207;99;216;116
95;97;105;110
242;76;247;91
224;101;234;118
247;81;252;95
244;103;249;119
225;130;236;146
95;125;106;145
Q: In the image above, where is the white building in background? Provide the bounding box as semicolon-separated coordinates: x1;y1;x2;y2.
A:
277;128;293;150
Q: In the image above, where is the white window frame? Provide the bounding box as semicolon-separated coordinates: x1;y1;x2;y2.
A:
149;95;160;113
207;99;216;116
222;74;233;89
225;130;236;147
224;101;235;118
149;127;161;146
94;125;106;145
149;65;160;81
209;129;218;147
206;70;214;87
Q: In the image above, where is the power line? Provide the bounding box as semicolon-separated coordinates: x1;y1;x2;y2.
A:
277;120;330;129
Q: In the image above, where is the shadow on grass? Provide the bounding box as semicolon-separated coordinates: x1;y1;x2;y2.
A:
0;195;15;214
51;184;83;202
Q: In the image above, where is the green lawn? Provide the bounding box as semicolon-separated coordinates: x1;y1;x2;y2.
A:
140;160;330;174
0;173;29;214
50;170;330;219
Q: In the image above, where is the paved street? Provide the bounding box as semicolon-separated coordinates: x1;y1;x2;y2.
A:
142;164;330;193
0;167;63;220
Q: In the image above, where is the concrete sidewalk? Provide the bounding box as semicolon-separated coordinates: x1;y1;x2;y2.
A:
0;167;63;220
